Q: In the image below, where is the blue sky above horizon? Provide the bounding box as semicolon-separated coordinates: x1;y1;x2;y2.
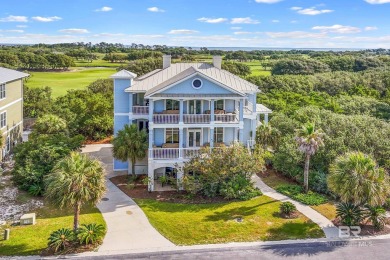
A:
1;0;390;48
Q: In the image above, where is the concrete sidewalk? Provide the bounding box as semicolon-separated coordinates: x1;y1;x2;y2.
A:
82;144;175;253
252;174;339;238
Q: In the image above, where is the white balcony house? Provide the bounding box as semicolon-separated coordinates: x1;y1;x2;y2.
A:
112;55;272;191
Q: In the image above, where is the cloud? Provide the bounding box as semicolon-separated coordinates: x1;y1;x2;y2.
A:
365;0;390;3
272;19;280;23
0;29;24;33
292;7;334;15
365;26;378;31
267;31;327;39
255;0;283;3
230;27;242;30
95;6;112;12
16;25;27;28
312;24;361;34
168;29;198;34
234;31;253;35
59;28;90;34
0;15;28;22
197;17;227;23
147;7;165;12
231;17;260;24
32;16;62;22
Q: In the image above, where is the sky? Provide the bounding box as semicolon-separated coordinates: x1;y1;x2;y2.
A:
1;0;390;48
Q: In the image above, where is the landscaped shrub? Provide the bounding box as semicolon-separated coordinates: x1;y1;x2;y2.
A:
275;184;328;206
280;202;297;216
383;198;390;210
48;228;74;253
364;206;387;230
336;202;363;226
182;145;264;200
77;223;106;245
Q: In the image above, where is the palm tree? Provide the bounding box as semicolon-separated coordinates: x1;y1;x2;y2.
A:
328;152;390;207
256;123;280;150
112;124;148;178
295;122;324;193
45;152;106;232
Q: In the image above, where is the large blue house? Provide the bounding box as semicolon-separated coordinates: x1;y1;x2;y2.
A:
112;56;271;191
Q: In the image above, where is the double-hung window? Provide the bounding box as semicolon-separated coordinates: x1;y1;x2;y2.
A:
0;84;5;99
165;128;179;143
0;112;6;128
214;127;224;143
166;99;179;110
214;100;224;110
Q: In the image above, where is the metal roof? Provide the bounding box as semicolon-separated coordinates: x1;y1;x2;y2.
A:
110;69;137;79
0;67;29;84
126;63;259;94
256;104;272;114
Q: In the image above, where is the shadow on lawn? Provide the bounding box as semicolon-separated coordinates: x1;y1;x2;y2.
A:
265;222;325;241
0;243;39;256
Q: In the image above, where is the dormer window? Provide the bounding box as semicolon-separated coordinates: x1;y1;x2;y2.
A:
192;78;203;89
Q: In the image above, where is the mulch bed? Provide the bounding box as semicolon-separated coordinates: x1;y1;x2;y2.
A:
40;243;98;256
84;136;112;145
110;175;231;204
332;218;390;236
280;211;300;219
256;168;299;185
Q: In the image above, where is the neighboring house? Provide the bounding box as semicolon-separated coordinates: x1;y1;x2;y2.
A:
112;56;271;191
0;67;29;159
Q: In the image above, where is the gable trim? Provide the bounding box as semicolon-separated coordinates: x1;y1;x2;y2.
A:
145;71;245;98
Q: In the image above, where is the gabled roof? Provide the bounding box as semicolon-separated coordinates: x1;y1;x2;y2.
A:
110;69;137;79
0;67;29;84
126;63;259;94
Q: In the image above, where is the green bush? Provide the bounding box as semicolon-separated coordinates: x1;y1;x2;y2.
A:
47;228;74;253
383;198;390;210
276;184;328;206
220;175;262;200
280;202;297;215
336;202;363;226
364;206;387;230
77;223;105;245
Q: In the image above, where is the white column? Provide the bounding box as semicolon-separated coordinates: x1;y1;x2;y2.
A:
148;163;154;192
148;100;154;150
210;127;214;148
210;99;215;123
179;99;184;123
239;98;244;122
265;114;269;125
179;128;183;158
176;167;184;191
252;95;256;114
149;128;154;149
129;93;133;123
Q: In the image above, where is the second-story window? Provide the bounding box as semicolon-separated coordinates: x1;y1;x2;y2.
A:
0;111;6;128
214;100;224;110
165;128;179;143
214;127;224;143
166;99;179;110
0;84;5;99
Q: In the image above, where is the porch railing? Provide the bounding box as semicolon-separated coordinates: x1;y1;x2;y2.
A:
214;114;238;123
149;148;202;159
133;106;149;115
153;114;179;124
183;114;210;124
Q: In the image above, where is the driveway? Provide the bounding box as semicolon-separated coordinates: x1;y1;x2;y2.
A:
82;144;175;253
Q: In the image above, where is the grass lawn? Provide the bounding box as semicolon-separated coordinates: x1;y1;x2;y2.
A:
242;61;271;77
135;196;324;245
0;204;105;256
312;202;337;221
74;59;128;68
25;67;116;97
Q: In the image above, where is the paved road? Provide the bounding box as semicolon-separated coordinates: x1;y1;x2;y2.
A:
71;238;390;260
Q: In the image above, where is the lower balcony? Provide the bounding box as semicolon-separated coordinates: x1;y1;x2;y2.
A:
152;113;238;124
149;148;202;160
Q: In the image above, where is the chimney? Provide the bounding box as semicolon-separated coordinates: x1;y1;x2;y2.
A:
213;56;222;69
163;55;171;69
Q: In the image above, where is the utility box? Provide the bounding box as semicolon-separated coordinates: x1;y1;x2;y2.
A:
20;213;36;225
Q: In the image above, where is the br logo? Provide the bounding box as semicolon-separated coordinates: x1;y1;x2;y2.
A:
339;226;361;238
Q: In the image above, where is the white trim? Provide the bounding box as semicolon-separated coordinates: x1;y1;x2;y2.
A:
114;113;130;116
187;128;202;148
1;120;22;135
187;100;203;115
0;98;22;111
0;110;6;129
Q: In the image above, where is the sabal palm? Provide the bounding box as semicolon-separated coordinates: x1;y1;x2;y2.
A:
256;123;280;149
112;124;148;177
45;152;106;232
295;122;324;193
328;152;390;207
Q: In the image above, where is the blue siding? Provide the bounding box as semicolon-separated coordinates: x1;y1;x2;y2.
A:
243;119;252;142
154;128;165;146
161;76;236;95
224;127;235;145
154;100;164;113
114;79;130;113
203;128;209;144
225;100;235;112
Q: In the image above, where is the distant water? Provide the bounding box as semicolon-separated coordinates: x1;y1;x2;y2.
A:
189;47;364;52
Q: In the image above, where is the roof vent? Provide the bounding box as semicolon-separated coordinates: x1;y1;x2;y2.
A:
213;56;222;69
163;55;171;69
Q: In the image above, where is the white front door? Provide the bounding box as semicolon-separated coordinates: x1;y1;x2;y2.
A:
188;129;202;148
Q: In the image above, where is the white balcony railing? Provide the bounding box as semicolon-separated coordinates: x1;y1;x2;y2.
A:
214;114;238;123
183;114;210;124
133;106;149;115
247;139;256;148
153;114;179;124
149;148;202;159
